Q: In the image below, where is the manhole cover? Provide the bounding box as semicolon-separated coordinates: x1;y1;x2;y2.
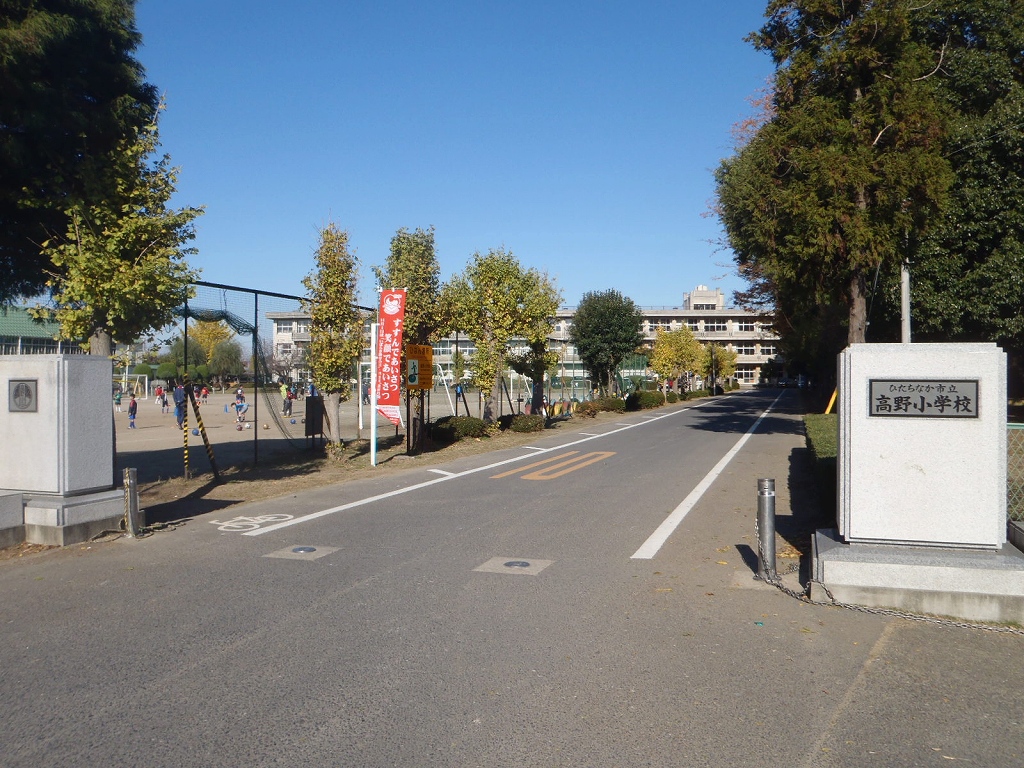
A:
292;546;317;553
473;557;553;575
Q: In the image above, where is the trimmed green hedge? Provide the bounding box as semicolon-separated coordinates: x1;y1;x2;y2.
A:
509;413;546;433
625;391;665;411
573;397;627;418
431;415;489;443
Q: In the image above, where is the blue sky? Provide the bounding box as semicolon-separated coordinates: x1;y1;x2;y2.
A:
135;1;774;309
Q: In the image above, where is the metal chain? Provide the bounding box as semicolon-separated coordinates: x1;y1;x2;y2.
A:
755;562;1024;636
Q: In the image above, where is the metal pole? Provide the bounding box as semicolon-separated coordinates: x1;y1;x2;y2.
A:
253;292;259;465
901;259;912;343
370;321;378;467
123;468;141;537
756;478;777;582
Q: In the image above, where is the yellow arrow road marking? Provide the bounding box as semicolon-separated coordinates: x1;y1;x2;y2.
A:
491;451;615;480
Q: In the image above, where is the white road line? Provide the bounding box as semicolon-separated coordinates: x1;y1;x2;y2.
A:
630;392;785;560
243;405;700;536
428;469;455;476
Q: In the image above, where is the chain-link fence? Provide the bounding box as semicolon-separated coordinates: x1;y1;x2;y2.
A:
184;281;313;449
1010;424;1024;522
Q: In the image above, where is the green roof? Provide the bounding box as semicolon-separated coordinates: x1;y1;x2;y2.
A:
0;307;61;339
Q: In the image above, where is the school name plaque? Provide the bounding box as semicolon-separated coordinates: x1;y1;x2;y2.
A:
869;379;978;418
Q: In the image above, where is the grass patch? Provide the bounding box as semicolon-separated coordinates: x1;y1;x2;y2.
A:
803;413;838;525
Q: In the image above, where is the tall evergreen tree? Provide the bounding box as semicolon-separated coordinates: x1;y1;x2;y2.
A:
716;0;954;348
908;1;1024;370
1;0;158;302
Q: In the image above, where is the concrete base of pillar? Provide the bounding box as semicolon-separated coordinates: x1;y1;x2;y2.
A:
22;489;124;547
812;528;1024;624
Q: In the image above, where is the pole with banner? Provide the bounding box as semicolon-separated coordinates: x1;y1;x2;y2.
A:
373;289;407;466
370;322;378;467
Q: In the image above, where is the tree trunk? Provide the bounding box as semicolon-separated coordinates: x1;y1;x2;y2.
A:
530;381;545;415
324;391;344;446
483;374;499;423
89;328;113;357
848;271;869;344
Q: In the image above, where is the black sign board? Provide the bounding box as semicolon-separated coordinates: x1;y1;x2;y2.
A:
868;379;979;418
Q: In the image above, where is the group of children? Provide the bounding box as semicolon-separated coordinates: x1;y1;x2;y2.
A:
117;383;310;431
116;383;213;430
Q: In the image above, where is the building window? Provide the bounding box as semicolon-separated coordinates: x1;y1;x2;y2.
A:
760;344;777;356
734;345;755;356
277;321;293;334
694;303;717;311
686;320;700;330
277;343;293;356
295;321;309;334
736;320;755;332
705;320;728;332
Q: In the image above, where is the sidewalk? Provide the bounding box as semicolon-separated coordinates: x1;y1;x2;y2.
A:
673;391;1024;766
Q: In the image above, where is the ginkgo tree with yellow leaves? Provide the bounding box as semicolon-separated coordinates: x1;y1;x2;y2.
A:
33;117;202;357
441;248;561;423
302;222;365;452
648;327;703;390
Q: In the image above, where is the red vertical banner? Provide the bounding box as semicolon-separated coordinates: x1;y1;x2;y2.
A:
375;289;406;426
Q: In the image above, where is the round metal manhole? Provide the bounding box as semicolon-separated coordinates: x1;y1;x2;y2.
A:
292;546;317;554
504;560;531;568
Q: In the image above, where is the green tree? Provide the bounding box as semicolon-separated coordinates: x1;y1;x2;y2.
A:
372;227;441;345
441;248;561;422
0;0;158;302
507;339;559;415
131;362;153;380
716;0;954;348
155;361;177;381
907;1;1024;369
372;226;443;449
208;339;244;383
164;333;207;371
649;327;703;387
302;222;364;450
569;289;643;395
32;117;202;355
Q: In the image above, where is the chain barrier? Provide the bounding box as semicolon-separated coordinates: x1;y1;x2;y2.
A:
753;556;1024;637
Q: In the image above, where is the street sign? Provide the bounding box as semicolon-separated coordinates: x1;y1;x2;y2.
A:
406;344;433;389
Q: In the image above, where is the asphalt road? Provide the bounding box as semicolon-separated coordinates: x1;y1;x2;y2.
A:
3;390;1023;767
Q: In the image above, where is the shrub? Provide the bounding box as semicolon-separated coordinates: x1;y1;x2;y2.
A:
594;396;626;413
431;415;489;443
666;391;679;403
625;391;664;411
509;414;546;433
574;400;600;418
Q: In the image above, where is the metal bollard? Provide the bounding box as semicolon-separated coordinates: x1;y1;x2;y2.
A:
756;478;777;582
123;468;142;538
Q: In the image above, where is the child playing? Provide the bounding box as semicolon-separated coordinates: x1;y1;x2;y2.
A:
128;395;138;428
